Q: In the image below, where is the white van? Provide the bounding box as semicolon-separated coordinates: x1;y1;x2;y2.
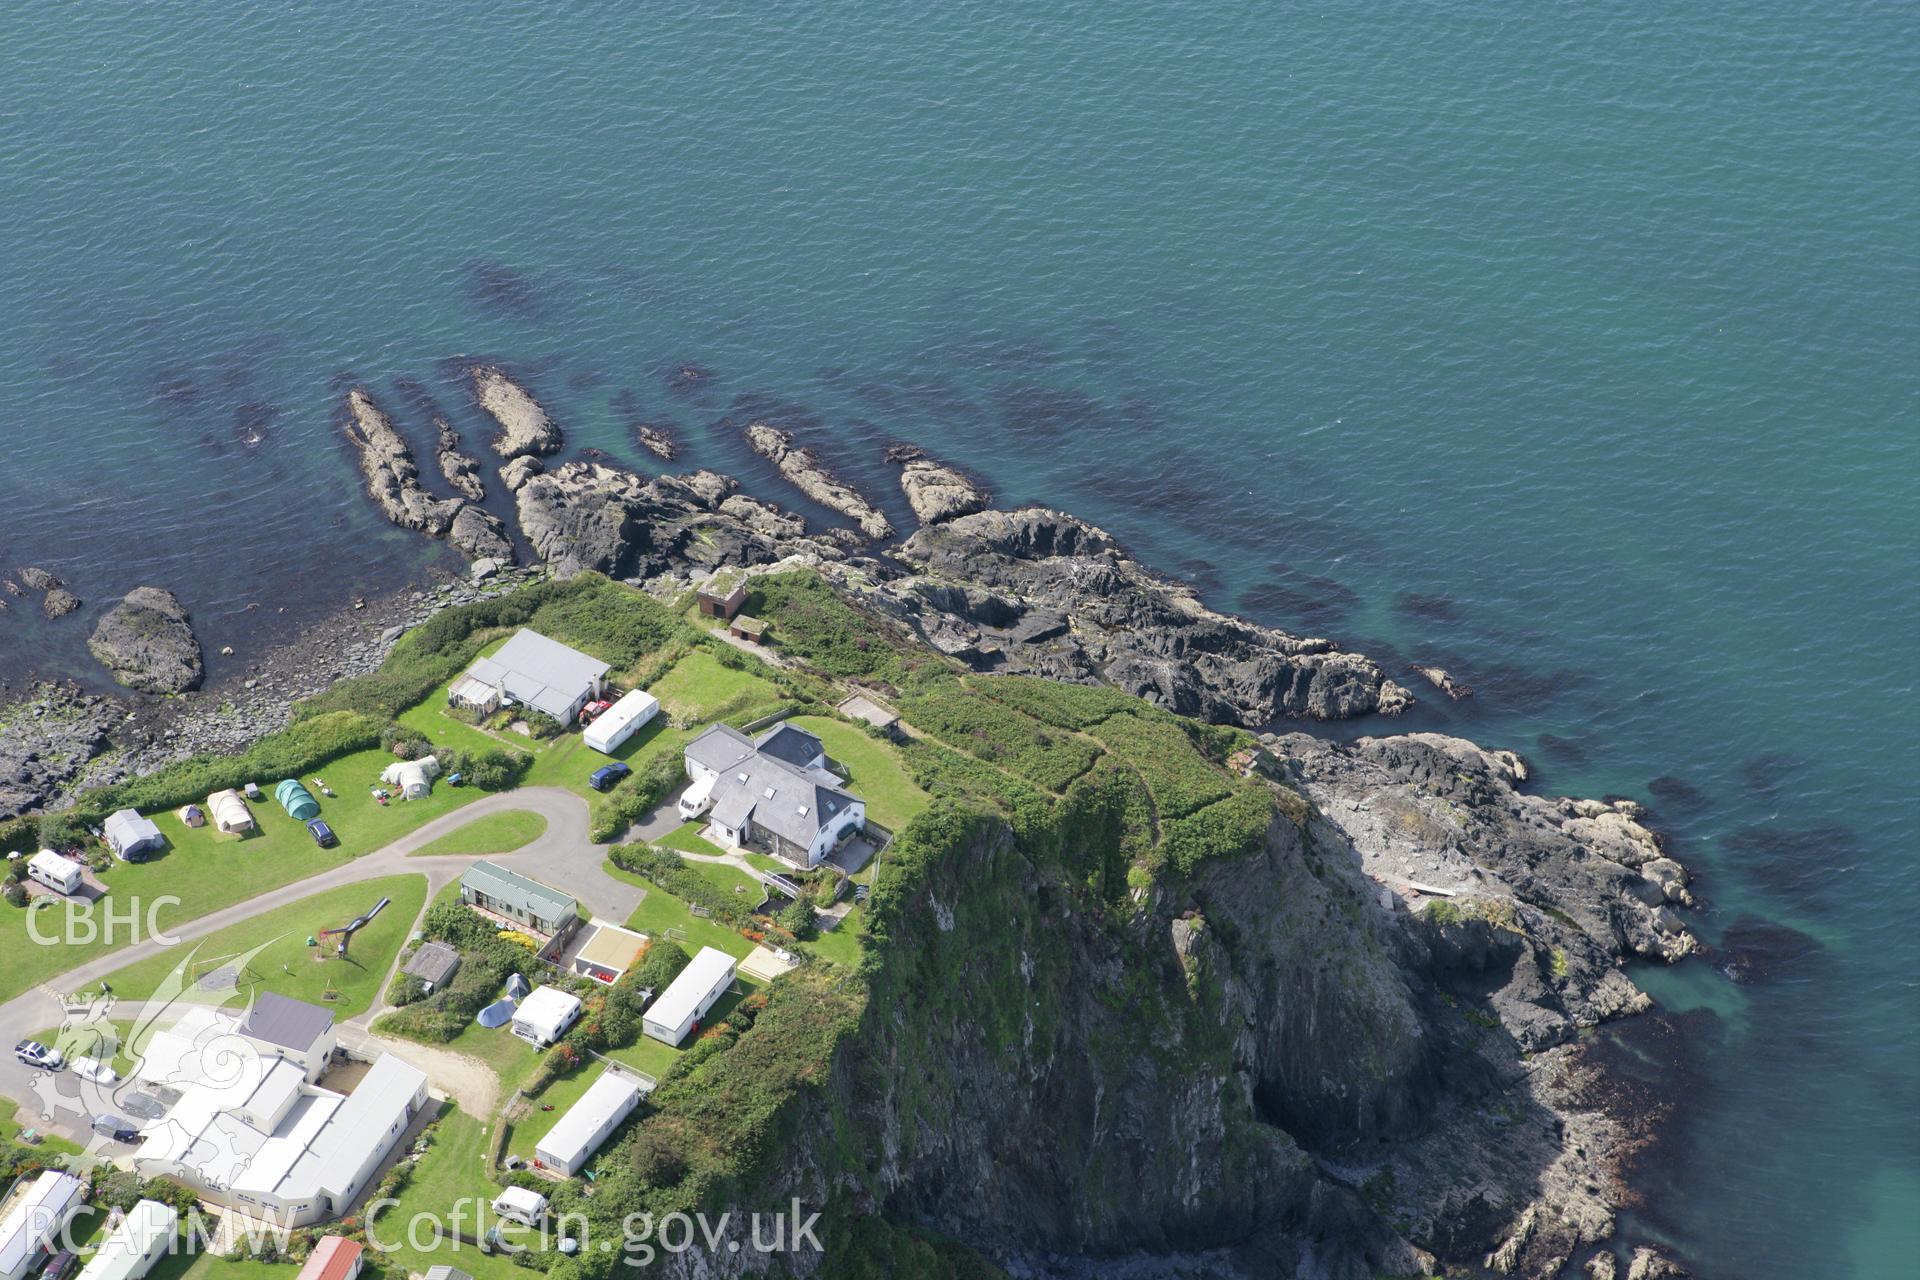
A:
27;850;85;896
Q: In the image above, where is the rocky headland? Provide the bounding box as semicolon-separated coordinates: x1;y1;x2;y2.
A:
340;387;514;563
0;390;1698;1278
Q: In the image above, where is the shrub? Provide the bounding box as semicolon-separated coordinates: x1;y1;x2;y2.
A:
1157;788;1274;876
896;685;1100;792
4;884;27;909
443;747;531;791
610;846;758;926
740;572;924;683
971;675;1140;729
777;898;817;940
588;753;684;843
1088;712;1233;819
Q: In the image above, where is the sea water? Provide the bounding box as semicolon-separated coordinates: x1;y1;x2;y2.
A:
2;4;1914;1274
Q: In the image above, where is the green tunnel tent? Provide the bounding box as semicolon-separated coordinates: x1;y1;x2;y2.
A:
274;778;321;821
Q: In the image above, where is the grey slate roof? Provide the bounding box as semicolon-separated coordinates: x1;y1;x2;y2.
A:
463;629;609;721
404;941;462;987
425;1267;476;1280
691;719;859;850
753;723;824;769
241;992;335;1053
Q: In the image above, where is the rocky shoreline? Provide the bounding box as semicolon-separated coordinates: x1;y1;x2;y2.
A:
0;365;1696;1277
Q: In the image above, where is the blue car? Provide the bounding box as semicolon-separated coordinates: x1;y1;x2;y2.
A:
306;818;337;847
588;763;631;792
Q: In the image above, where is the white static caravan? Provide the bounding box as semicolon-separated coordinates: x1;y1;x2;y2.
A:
582;688;660;755
534;1069;644;1176
0;1171;86;1280
26;850;85;896
511;986;582;1047
75;1200;178;1280
491;1187;548;1227
641;946;736;1046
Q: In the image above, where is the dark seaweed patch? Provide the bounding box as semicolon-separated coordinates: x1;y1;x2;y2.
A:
725;393;822;434
1720;825;1858;907
1175;558;1225;599
995;383;1102;437
1238;565;1360;630
567;369;606;391
1646;775;1707;810
1535;733;1589;765
1077;469;1218;519
1577;1006;1724;1212
1393;592;1462;624
461;261;550;321
1739;752;1803;796
1715;915;1823;985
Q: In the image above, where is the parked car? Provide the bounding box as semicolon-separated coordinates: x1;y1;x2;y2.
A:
73;1056;118;1086
14;1040;62;1070
306;818;337;847
40;1250;76;1280
89;1114;138;1142
588;762;631;792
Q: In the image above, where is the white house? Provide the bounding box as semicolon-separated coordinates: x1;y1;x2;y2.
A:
26;850;85;896
75;1200;177;1280
582;688;660;755
449;629;609;724
240;992;339;1083
0;1172;86;1280
681;722;865;867
491;1187;548;1227
642;947;736;1046
103;810;166;862
511;986;582;1047
533;1069;644;1176
204;789;255;835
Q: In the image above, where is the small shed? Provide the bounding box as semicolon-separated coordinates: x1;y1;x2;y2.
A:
103;810;166;862
274;780;321;822
836;693;902;738
727;614;767;642
204;790;255;835
404;942;461;994
176;804;205;829
696;569;748;622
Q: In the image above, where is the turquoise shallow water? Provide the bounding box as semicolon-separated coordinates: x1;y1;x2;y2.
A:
3;4;1915;1274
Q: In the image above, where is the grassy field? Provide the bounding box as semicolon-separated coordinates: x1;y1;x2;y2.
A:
175;1259;293;1280
413;810;548;857
648;648;781;721
802;913;866;969
367;1105;536;1280
84;875;429;1017
0;740;488;1006
0;1095;82;1158
656;821;727;859
434;1020;542;1098
608;862;756;961
787;714;930;832
504;1059;605;1161
679;855;767;904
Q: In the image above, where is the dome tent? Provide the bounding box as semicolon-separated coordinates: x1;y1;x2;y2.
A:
274;779;320;822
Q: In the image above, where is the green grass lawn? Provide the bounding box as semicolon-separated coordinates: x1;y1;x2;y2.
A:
648;648;781;721
83;874;428;1018
435;1020;542;1098
801;911;867;969
413;810;548;857
608;861;756;961
0;739;491;1007
787;714;930;832
656;821;727;859
602;975;762;1082
679;855;767;904
0;1095;82;1158
503;1059;606;1160
365;1104;538;1280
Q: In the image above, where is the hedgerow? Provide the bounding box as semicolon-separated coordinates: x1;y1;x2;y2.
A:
588;752;686;843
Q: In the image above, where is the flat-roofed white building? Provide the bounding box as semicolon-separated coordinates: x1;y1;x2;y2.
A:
642;947;736;1046
0;1172;86;1280
75;1201;177;1280
533;1069;645;1176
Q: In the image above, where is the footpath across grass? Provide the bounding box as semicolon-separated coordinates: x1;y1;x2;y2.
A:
84;874;429;1018
413;810;548;857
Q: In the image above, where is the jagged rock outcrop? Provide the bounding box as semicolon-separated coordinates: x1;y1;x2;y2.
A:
341;389;463;536
511;461;856;580
341;389;513;565
827;507;1410;723
744;423;893;539
886;443;989;525
17;568;81;618
0;682;123;818
632;421;676;460
41;589;81;619
434;417;486;501
471;365;562;458
86;586;204;694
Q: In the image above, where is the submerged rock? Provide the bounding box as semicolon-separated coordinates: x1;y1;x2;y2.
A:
471;365;562;458
18;567;61;592
1413;664;1473;700
41;588;81;619
632;421;677;460
744;422;893;539
87;586;204;694
887;443;990;525
341;389;463;536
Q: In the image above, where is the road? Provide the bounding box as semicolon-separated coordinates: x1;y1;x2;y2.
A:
0;785;637;1141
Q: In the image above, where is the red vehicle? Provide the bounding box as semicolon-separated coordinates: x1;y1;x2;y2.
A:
579;699;613;723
